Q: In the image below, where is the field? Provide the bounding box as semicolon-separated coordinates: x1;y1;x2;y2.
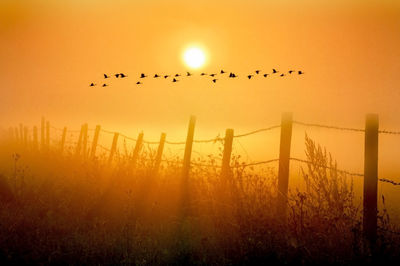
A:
1;126;400;265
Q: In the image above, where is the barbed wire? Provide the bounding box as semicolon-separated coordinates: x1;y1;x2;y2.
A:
293;121;365;133
289;157;364;177
100;129;115;135
294;120;400;136
234;125;281;138
378;130;400;135
290;157;400;186
120;133;137;142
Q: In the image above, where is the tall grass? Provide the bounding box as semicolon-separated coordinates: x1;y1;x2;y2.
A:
0;136;399;265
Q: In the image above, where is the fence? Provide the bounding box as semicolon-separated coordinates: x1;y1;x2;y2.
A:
5;113;400;244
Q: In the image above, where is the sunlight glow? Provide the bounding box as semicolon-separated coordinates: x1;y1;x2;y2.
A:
183;47;206;69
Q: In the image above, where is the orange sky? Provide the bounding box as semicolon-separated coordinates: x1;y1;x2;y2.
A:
1;0;400;178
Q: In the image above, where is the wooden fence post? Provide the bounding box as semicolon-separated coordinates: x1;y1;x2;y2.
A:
182;116;196;180
46;121;50;151
33;126;38;150
131;132;144;169
75;124;85;157
41;117;45;151
14;127;19;144
277;112;293;221
221;129;234;181
181;115;196;216
60;127;67;154
363;114;379;245
108;132;119;164
23;126;28;148
90;125;101;159
19;124;23;146
153;133;166;174
82;124;88;159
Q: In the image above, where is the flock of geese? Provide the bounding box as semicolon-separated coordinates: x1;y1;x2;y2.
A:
89;69;304;87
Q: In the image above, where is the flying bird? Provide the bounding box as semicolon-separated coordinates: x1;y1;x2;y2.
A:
186;72;192;76
164;75;170;79
263;74;268;77
172;78;178;82
272;69;278;74
115;74;120;78
298;71;304;75
102;84;108;87
247;75;254;79
90;83;96;87
255;70;260;74
200;73;207;76
280;74;285;77
119;73;127;78
154;74;160;78
210;73;217;77
104;74;109;79
175;74;181;77
136;81;142;85
220;70;226;74
140;73;147;78
212;79;217;83
288;70;294;74
229;73;237;78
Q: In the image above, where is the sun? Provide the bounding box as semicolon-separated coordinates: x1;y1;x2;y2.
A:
183;47;206;69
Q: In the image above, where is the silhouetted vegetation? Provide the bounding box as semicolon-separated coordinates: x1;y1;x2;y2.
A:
0;135;399;265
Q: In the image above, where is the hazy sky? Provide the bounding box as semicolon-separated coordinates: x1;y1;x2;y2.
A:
1;0;400;173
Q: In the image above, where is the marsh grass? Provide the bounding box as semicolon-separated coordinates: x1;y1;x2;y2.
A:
0;136;399;265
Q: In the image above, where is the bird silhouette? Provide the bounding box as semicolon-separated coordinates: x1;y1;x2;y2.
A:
164;75;170;79
186;72;192;76
220;70;226;74
104;74;109;79
136;81;142;85
263;74;268;77
140;73;147;78
298;71;304;75
229;73;237;78
288;70;294;74
200;73;207;76
120;73;127;78
102;84;108;87
115;74;120;78
212;79;217;83
280;74;285;77
210;73;217;77
154;74;160;78
90;83;96;87
272;69;278;74
255;70;260;74
247;75;254;79
172;78;178;82
175;74;181;77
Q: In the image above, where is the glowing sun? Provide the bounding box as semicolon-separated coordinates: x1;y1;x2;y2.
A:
183;47;206;69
